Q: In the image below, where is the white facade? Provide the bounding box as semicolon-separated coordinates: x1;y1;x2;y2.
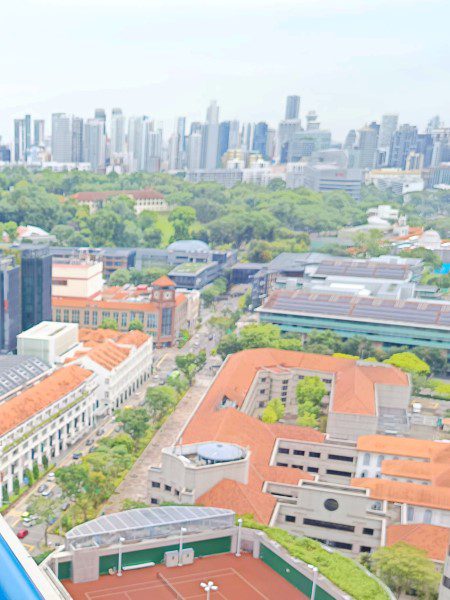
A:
52;261;103;299
75;335;153;415
17;322;79;366
0;369;98;504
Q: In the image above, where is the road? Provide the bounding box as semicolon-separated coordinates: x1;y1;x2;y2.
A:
6;287;246;554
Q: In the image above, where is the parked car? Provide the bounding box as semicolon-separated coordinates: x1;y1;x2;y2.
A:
21;511;30;519
41;489;53;498
61;502;70;511
37;484;48;494
96;429;105;436
86;439;94;446
47;472;55;481
72;452;82;460
17;530;29;539
88;446;97;454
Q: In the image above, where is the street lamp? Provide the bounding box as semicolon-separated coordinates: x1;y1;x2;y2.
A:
178;526;187;566
200;581;218;600
236;518;243;557
307;564;318;600
117;537;125;576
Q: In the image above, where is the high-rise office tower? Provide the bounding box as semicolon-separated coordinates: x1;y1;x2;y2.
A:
83;119;106;171
94;108;106;133
228;120;240;150
128;116;149;170
242;122;254;151
51;113;73;162
344;129;357;149
415;134;434;168
377;114;398;166
285;95;300;120
378;114;398;148
111;108;125;154
14;119;26;162
389;124;418;169
176;117;186;151
33;119;45;146
168;117;186;170
190;121;203;135
20;248;52;332
24;114;31;153
141;123;162;172
72;117;84;163
218;121;231;164
187;132;203;170
427;115;441;133
357;125;378;169
277;119;302;163
253;122;269;158
305;111;320;131
0;254;21;353
265;128;276;160
203;100;219;168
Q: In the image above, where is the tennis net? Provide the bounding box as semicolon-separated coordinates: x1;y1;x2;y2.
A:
157;571;185;599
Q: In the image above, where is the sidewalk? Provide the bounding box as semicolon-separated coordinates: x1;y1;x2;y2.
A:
103;372;212;513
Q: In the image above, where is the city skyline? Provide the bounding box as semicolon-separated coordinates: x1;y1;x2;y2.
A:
1;0;449;139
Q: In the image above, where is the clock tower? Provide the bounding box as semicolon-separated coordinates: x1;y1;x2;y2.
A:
151;275;177;347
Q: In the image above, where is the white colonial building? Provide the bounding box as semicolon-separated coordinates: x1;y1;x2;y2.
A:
0;364;98;504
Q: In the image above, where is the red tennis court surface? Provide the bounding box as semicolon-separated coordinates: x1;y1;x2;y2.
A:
63;553;306;599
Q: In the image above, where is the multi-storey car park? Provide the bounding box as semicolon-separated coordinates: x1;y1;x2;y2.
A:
257;290;450;351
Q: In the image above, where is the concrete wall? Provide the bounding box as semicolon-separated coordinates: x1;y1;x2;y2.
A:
272;480;387;557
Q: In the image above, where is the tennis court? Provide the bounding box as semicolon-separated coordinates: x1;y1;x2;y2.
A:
63;553;306;599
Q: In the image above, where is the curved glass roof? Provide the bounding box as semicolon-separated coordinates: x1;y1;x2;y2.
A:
66;506;235;548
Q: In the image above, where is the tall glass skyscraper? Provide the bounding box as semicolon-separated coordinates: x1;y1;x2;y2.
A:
285;95;300;120
21;248;52;332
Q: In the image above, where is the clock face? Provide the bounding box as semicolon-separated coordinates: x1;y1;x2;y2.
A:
164;291;172;300
153;291;160;299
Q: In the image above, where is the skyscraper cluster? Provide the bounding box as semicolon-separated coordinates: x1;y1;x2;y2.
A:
4;97;449;179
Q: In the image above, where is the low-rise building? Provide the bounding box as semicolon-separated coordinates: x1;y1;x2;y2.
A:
168;261;220;289
71;188;168;214
257;289;450;352
52;276;196;347
68;328;153;415
17;321;79;365
0;364;98;504
52;259;103;299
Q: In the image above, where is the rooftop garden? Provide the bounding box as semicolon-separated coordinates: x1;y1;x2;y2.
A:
241;516;391;600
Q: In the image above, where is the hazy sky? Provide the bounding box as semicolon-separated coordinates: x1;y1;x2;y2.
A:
1;0;448;141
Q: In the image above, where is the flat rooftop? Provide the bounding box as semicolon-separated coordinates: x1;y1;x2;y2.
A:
259;290;450;331
169;262;216;275
63;553;305;600
18;321;78;340
311;259;412;281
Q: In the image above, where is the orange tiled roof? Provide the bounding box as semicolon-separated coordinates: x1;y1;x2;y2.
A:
357;435;445;458
71;189;164;201
180;348;408;522
52;296;158;311
74;328;150;370
152;275;176;288
381;459;431;481
187;349;408;419
386;524;450;562
197;479;277;524
0;365;92;437
352;477;450;511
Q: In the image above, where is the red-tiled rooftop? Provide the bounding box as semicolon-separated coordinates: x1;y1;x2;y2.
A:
352;477;450;511
386;524;450;562
0;365;93;437
71;188;164;201
189;348;409;420
180;348;410;522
